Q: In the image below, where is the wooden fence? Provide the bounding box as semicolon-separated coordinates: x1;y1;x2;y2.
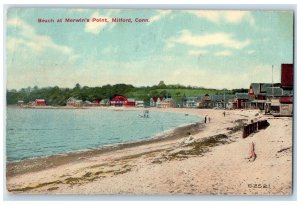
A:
243;120;270;138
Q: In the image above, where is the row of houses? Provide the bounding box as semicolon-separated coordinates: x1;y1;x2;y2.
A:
181;64;293;116
16;64;293;116
66;97;102;107
182;94;236;109
182;93;257;109
66;96;144;108
17;99;47;107
251;64;293;116
17;96;145;108
16;94;252;109
149;97;177;108
229;64;293;116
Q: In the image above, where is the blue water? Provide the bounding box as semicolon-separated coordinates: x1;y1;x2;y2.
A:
6;108;202;162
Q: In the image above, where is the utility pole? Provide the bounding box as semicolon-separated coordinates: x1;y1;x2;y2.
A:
272;65;274;97
223;89;226;109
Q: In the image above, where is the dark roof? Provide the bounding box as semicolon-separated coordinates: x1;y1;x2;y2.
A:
210;94;235;102
186;94;235;102
163;98;175;102
151;96;163;102
250;83;280;95
196;96;204;101
184;96;198;101
210;95;223;102
224;94;235;101
261;83;273;92
266;87;283;97
250;83;260;95
235;93;249;99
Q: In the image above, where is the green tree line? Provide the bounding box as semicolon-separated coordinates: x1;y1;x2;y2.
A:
7;83;248;106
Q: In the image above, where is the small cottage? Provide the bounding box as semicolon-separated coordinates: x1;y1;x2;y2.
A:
150;97;163;107
111;95;126;106
66;97;77;107
182;96;198;108
159;98;176;108
198;94;212;108
35;99;46;106
17;100;25;106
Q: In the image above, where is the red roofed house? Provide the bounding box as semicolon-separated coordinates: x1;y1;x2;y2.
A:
111;95;127;106
93;99;101;105
35;99;46;106
125;98;136;107
235;93;250;109
150;97;163;107
110;95;136;107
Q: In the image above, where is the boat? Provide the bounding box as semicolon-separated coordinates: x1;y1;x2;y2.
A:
139;110;149;118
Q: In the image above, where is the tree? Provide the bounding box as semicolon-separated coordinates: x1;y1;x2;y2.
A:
158;81;167;89
149;90;159;97
158;81;165;86
74;83;81;90
159;90;167;98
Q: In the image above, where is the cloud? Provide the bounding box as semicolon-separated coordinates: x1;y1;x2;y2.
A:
167;30;250;49
148;10;172;24
84;10;119;34
148;10;254;26
7;18;35;37
7;18;73;54
165;63;279;89
247;50;256;54
85;11;109;34
214;50;232;56
187;10;255;25
188;49;208;56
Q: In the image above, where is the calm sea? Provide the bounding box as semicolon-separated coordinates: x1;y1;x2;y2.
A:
6;107;202;162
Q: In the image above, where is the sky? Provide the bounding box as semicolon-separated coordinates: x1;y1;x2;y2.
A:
6;8;294;90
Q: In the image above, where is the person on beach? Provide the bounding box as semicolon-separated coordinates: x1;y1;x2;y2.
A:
208;116;210;123
249;142;257;162
223;111;226;117
204;116;207;123
205;115;209;123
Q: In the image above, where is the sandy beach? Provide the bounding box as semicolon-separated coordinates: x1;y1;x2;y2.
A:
6;108;293;195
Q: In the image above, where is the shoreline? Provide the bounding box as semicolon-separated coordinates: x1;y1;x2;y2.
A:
6;108;293;195
7;121;204;177
7;106;203;163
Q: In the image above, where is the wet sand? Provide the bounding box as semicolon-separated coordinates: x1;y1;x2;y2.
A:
6;108;293;195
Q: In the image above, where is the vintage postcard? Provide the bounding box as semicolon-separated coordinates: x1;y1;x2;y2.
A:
6;8;294;195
